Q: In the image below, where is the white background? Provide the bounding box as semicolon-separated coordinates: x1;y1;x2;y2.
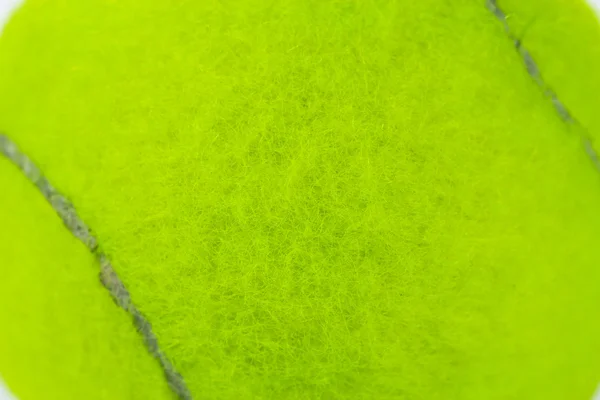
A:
0;0;599;399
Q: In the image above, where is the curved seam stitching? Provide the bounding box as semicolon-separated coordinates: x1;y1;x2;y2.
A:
0;134;192;400
486;0;600;172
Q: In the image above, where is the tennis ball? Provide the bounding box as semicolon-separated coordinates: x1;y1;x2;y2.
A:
1;0;600;399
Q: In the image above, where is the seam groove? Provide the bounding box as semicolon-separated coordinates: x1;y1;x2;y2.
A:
486;0;600;172
0;134;192;400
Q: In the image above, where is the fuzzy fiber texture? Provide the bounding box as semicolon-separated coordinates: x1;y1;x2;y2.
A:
0;156;174;400
1;0;600;399
499;0;600;142
0;133;191;399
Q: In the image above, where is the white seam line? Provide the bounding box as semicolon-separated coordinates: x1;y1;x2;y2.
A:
0;134;192;400
486;0;600;173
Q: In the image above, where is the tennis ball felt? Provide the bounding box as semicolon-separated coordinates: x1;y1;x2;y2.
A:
0;156;174;400
499;0;600;141
1;0;600;399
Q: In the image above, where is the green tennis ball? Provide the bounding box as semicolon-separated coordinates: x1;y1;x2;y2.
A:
1;0;600;399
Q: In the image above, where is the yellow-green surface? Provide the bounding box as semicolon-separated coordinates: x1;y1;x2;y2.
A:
1;0;600;399
0;157;174;400
499;0;600;141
